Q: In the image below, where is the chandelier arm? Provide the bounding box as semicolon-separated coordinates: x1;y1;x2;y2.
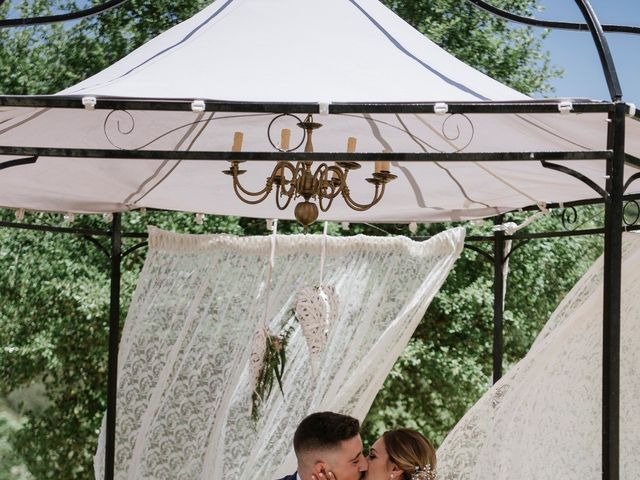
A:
233;160;293;198
293;161;305;175
232;179;273;205
277;160;297;176
313;162;329;177
316;168;332;201
275;185;295;210
321;183;341;200
233;175;272;197
279;161;302;198
321;166;346;200
279;181;296;197
319;194;335;212
277;161;298;192
342;183;385;211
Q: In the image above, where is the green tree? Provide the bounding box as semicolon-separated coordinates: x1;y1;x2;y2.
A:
0;403;32;480
0;0;575;477
383;0;560;95
0;211;247;478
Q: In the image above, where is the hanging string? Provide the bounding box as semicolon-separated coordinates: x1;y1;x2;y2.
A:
319;221;329;286
262;219;278;329
491;207;549;303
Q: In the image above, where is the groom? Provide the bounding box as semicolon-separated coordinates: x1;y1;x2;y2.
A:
277;411;368;480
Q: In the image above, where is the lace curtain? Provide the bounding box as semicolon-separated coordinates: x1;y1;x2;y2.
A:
438;232;640;479
94;226;465;479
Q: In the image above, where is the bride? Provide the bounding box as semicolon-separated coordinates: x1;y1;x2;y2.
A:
314;428;437;480
367;429;437;480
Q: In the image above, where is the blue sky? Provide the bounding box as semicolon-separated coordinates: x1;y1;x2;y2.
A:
533;0;640;103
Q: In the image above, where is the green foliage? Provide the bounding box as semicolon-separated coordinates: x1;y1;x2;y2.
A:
382;0;561;95
0;210;251;478
0;213;115;478
0;0;571;477
0;406;32;480
0;0;213;95
251;328;292;422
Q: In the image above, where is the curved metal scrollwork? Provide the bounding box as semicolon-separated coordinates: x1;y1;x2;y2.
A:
103;110;271;150
104;110;137;149
560;206;580;231
442;113;475;152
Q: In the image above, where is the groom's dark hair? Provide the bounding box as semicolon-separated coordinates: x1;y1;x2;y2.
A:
293;411;360;454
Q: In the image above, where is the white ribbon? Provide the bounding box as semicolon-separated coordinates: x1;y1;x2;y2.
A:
319;221;329;286
262;219;278;328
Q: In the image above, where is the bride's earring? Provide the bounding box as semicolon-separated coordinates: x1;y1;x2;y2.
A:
389;475;395;480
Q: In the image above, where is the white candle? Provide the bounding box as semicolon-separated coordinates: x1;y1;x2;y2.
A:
376;148;391;173
280;128;291;150
347;137;357;153
232;132;244;152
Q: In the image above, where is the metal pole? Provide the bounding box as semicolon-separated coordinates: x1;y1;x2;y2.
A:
105;213;122;480
602;102;625;480
573;0;623;101
492;215;505;383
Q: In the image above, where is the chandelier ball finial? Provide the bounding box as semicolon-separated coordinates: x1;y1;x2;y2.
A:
295;201;319;227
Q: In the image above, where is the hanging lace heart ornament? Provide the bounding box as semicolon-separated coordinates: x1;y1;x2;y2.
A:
295;285;339;370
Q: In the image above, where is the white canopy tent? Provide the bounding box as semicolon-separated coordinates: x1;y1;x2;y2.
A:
0;0;638;222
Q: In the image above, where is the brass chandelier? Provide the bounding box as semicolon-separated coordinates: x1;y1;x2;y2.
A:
223;114;397;226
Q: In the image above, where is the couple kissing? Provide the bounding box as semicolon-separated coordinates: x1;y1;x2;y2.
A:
276;411;436;480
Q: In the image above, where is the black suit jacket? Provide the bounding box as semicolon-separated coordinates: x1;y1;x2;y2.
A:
275;473;297;480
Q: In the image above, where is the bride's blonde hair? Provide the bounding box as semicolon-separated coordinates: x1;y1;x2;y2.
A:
383;428;436;479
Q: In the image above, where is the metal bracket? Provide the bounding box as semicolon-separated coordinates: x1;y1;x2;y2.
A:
541;159;609;200
0;155;38;170
122;241;149;258
504;239;531;261
623;172;640;193
464;243;494;263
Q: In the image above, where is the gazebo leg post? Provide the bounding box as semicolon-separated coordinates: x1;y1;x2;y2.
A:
492;214;505;384
105;212;122;480
602;102;625;480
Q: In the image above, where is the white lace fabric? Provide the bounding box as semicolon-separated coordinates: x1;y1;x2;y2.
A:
94;227;465;479
438;233;640;479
